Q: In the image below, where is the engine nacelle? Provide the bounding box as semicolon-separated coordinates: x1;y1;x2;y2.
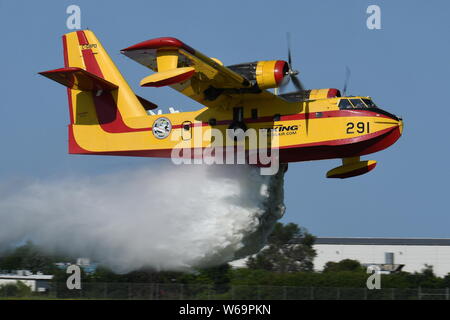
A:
255;60;289;89
227;60;289;89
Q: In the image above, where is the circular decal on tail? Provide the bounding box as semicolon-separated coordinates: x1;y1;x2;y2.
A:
152;117;172;139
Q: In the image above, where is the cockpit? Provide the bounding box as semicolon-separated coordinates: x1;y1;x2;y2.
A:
338;98;378;110
338;97;400;121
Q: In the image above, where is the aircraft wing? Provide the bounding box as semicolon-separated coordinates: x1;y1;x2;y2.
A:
121;37;283;109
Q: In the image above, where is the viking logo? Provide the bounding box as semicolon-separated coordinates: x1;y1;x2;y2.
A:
266;124;299;133
152;117;172;139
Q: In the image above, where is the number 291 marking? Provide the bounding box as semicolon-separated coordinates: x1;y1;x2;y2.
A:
346;122;370;134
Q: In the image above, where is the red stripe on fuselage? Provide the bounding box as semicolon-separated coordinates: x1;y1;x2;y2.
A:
278;125;401;162
70;122;401;163
280;125;396;150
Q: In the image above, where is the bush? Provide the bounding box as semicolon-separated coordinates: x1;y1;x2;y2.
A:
0;281;32;298
323;259;365;273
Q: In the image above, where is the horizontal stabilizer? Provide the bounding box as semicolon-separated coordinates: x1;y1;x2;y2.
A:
39;67;118;91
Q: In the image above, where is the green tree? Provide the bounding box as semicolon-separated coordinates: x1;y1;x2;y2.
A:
246;222;316;272
0;241;57;274
323;259;365;273
409;265;444;288
195;264;231;293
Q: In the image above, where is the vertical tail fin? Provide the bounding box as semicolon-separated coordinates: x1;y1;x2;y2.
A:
41;30;147;125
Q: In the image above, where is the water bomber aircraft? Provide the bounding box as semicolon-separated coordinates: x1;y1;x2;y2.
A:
40;30;403;178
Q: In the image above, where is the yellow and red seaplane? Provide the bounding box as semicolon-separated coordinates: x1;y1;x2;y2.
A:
40;30;403;178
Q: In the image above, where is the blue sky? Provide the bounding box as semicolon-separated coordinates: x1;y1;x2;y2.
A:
0;0;449;237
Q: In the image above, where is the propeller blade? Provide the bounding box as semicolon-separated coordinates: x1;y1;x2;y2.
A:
291;75;304;92
282;32;306;93
279;81;287;94
287;32;292;66
279;73;291;94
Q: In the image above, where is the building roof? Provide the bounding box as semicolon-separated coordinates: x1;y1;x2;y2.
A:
0;274;53;280
292;237;450;246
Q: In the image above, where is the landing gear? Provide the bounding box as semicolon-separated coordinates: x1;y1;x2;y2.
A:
228;107;247;141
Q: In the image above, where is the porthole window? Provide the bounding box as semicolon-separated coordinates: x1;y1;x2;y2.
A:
251;109;258;120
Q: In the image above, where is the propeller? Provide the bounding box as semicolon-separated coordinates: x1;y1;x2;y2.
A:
280;32;305;93
278;33;310;133
342;66;351;97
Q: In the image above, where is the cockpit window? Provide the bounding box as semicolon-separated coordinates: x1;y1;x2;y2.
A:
338;99;354;109
339;98;379;110
362;99;377;108
350;99;367;109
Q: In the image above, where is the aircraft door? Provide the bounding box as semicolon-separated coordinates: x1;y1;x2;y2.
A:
182;121;192;140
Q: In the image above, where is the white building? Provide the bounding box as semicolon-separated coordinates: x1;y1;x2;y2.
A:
231;238;450;277
311;238;450;277
0;271;53;292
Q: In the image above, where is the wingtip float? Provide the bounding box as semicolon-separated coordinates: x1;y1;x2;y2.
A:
39;30;403;179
